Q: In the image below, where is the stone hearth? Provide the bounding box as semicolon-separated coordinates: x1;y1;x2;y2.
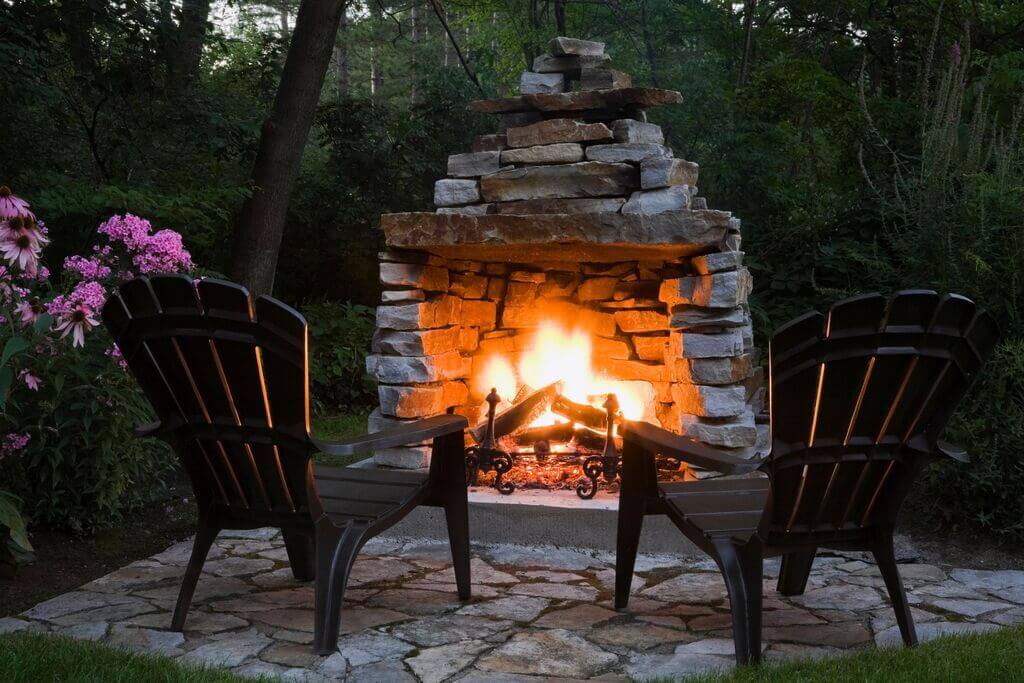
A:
368;36;766;473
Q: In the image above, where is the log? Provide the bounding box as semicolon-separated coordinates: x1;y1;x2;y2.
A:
470;381;561;444
551;394;608;429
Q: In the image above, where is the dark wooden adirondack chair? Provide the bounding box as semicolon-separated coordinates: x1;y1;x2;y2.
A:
615;291;999;664
102;275;472;655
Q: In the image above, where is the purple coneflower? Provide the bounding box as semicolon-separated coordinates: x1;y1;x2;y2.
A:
14;296;43;324
0;186;32;219
54;305;100;347
18;369;40;391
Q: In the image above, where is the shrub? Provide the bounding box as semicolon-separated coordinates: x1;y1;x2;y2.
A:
0;187;190;533
304;300;376;416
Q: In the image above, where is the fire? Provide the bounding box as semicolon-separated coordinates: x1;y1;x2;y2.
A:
474;319;647;422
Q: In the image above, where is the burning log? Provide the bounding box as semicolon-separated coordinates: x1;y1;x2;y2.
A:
514;422;575;445
470;381;561;444
551;394;608;430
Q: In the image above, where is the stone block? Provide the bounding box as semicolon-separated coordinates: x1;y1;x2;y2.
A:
722;230;742;252
481;162;637;202
511;271;546;283
379;249;444;265
486;277;508;299
576;277;618;301
448;259;483;272
366;351;470;384
692;196;708;209
581;309;617;337
632;335;668;361
550;36;605;56
585;143;670;164
501;305;540;328
539;272;580;297
459;327;479;352
520;71;565;94
672;329;746;359
680;412;757;448
499;111;544;131
594;358;667;382
500;143;584;165
477;333;516;356
376;297;459;330
378;381;468;418
614;310;668;333
670;305;747;330
372;326;461;356
578;68;631;90
671;383;746;418
622;186;690;214
374;446;431;469
660;268;752;308
490;197;623;214
640;158;699;189
674;354;754;385
460;299;498;330
436;204;491;215
505;281;538;306
592;336;631;359
381;289;425;303
380;262;449;291
472;133;507;152
448;151;501;178
450;272;488;299
506;119;612;148
612;119;664;144
693;251;743;274
532;53;611;74
434;179;480;207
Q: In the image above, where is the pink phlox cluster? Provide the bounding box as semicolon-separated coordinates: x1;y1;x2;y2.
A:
64;255;112;280
132;229;193;274
1;432;30;457
48;280;106;347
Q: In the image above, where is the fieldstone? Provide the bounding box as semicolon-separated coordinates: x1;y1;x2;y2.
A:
376;297;459;330
107;624;185;656
434;179;480;207
180;628;273;668
509;582;599;601
0;617;44;634
680;413;757;447
477;629;617;678
59;621;109;641
642;572;728;604
448;151;502;177
763;623;872;648
693;251;743;274
622;186;691;214
875;620;999;648
349;660;416;683
366;351;469;384
373;447;430;469
577;277;619;301
614;309;668;333
624;652;733;679
380;262;449;291
631;335;667;361
670;305;747;330
673;329;746;359
203;556;275;578
677;355;754;385
951;569;1024;594
661;269;752;308
368;588;462;615
391;615;513;647
672;382;747;419
586;143;671;164
373;326;461;356
381;289;426;302
23;591;137;622
126;611;248;634
472;133;507;152
791;584;884;611
519;71;564;94
676;638;748;656
461;299;498;328
550;36;605;56
432;557;518;584
640;157;700;189
336;630;416;666
924;597;1012;618
504;281;537;306
81;563;183;593
469;88;683;115
436;204;491;215
49;599;159;627
233;662;292;680
407;640;491;683
490;197;624;214
500;143;584;165
588;622;691;650
458;596;550;622
505;118;612;147
451;272;488;298
480;162;636;202
990;606;1024;625
534;604;617;629
532;52;611;74
612;119;664;144
249;608;314;632
579;67;632;90
595;358;667;384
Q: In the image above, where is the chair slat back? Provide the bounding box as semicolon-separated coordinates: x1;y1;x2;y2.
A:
103;275;313;515
763;291;998;543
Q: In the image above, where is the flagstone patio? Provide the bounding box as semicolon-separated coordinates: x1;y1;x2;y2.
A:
3;529;1023;681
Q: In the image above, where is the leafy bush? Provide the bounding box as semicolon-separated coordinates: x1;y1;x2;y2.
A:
305;300;376;416
0;188;188;534
0;490;33;577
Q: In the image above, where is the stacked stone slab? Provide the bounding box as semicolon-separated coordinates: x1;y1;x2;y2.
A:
371;37;761;470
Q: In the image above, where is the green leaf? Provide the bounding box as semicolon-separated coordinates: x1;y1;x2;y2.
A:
0;492;33;554
0;336;29;368
0;367;12;409
32;313;53;335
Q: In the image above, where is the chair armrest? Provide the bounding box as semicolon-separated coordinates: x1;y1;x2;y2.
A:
937;439;969;463
134;421;163;438
622;421;763;475
312;414;468;457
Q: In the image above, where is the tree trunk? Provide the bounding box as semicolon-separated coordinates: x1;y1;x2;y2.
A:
334;7;350;100
369;2;384;98
411;1;423;104
230;0;348;294
554;0;566;35
737;0;757;87
168;0;211;86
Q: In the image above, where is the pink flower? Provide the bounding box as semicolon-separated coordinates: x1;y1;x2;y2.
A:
1;432;30;458
0;216;48;274
63;255;112;280
48;280;106;347
53;305;101;347
132;229;193;274
97;214;152;250
13;296;43;324
0;186;33;219
106;344;128;370
18;369;40;391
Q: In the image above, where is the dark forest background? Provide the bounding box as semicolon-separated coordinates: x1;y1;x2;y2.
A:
1;0;1022;537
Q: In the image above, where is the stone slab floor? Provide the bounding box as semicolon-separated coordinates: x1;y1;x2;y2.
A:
3;530;1024;682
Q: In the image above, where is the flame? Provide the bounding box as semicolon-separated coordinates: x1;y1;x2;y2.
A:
474;317;647;423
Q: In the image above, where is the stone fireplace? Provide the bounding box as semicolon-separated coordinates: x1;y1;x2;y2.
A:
367;37;765;489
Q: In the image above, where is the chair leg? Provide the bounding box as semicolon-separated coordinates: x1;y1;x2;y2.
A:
615;493;645;609
872;531;917;646
171;525;219;631
777;549;816;596
715;540;763;665
442;483;471;601
282;529;316;582
313;522;366;656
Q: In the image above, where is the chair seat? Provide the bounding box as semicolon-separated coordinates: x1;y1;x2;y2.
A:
659;477;769;541
313;464;430;524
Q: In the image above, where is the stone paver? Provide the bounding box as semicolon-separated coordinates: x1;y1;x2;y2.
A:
8;531;1024;680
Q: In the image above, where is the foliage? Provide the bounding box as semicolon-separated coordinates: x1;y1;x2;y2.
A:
0;491;33;577
0;189;190;534
305;301;377;416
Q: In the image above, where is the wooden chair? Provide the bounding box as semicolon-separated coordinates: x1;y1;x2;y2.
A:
102;275;471;655
615;291;999;664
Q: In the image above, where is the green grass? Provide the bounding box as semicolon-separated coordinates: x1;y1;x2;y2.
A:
677;625;1024;682
310;412;370;467
0;632;263;682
